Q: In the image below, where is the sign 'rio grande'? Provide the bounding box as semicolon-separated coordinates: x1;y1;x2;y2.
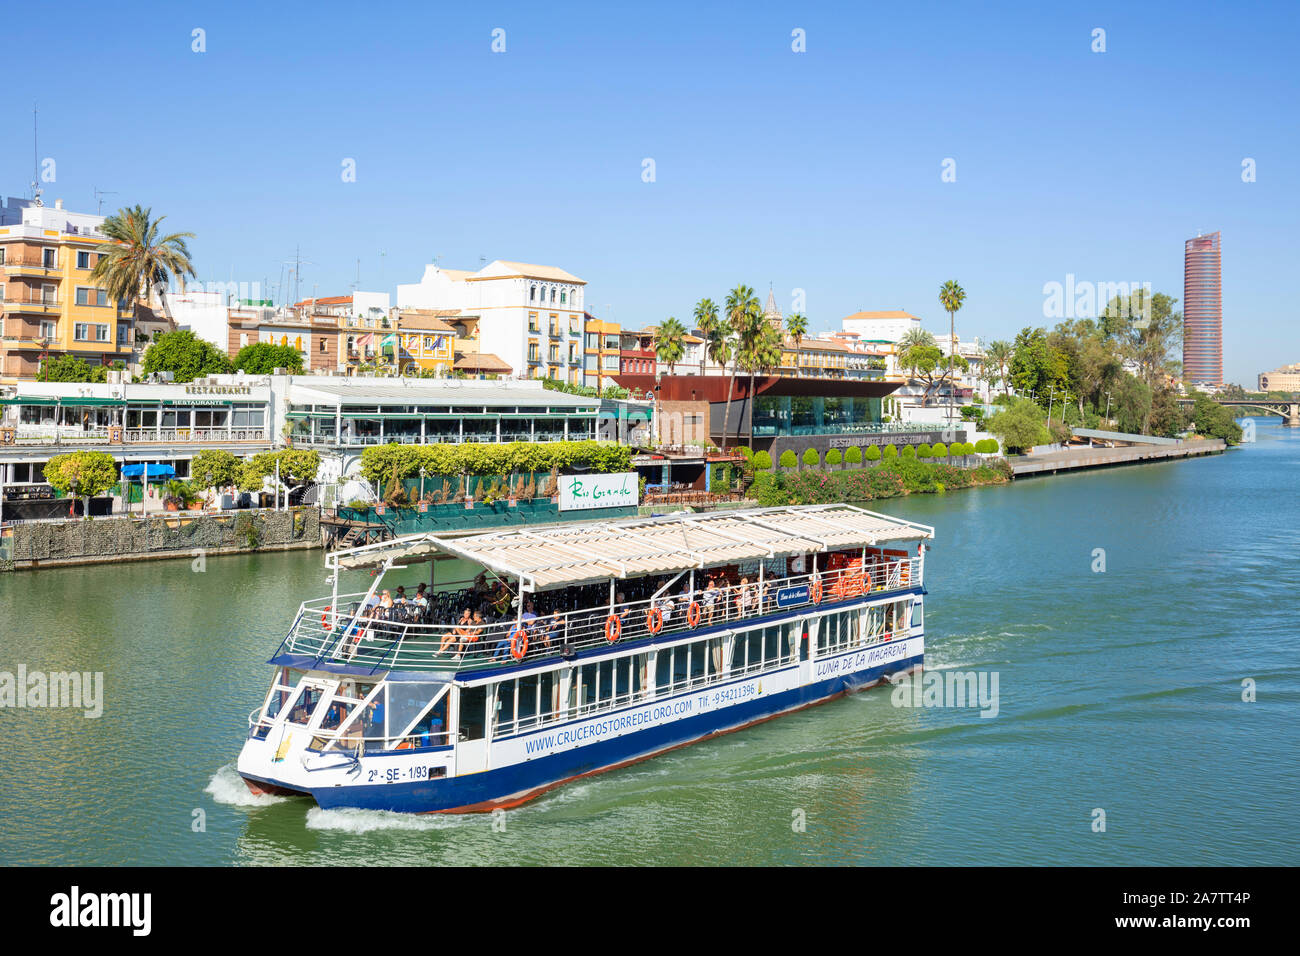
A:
559;471;638;511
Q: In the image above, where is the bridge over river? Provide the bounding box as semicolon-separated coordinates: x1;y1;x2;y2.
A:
1176;398;1300;426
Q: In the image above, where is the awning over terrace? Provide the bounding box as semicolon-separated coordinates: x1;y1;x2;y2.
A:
327;504;934;591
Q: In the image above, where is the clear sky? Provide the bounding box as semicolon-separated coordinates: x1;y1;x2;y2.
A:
4;0;1296;384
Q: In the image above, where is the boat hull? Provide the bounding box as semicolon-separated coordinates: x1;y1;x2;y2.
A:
298;642;922;813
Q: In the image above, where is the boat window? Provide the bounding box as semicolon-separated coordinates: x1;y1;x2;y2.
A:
458;685;487;741
286;684;327;725
910;600;922;630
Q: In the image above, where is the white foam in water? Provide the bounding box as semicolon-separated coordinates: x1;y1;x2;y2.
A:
205;763;293;807
305;806;462;833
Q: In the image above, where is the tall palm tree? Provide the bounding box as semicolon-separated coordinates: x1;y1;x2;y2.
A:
785;312;808;374
693;298;719;374
939;280;967;422
722;284;761;449
655;317;687;373
89;205;197;327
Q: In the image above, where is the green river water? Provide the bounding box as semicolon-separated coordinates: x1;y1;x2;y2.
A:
2;420;1297;865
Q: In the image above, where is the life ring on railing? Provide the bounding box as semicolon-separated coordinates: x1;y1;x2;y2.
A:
396;740;414;751
321;606;333;631
811;579;823;604
510;627;529;661
646;607;664;635
851;572;866;595
687;601;701;628
605;615;622;643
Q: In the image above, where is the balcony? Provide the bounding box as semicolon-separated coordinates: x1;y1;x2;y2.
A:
2;292;59;313
2;256;60;276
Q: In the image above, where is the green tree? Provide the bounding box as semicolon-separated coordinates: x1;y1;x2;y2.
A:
985;396;1050;454
89;204;196;323
1189;391;1244;445
142;329;232;382
723;284;762;449
917;443;933;459
753;450;773;471
865;445;882;462
882;444;898;459
938;280;966;420
825;448;842;468
844;446;862;465
785;312;809;355
801;448;820;468
983;340;1014;397
779;449;798;469
190;449;242;489
37;354;98;382
693;298;721;374
1008;327;1069;401
654;317;687;373
44;450;119;516
234;342;305;375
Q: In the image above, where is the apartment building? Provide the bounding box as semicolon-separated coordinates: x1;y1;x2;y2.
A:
0;197;134;382
397;260;586;384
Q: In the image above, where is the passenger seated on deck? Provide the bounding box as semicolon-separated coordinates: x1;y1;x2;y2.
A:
442;609;472;654
394;586;407;604
457;610;485;658
735;577;754;617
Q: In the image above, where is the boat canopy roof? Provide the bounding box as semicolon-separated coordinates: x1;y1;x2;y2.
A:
327;504;934;592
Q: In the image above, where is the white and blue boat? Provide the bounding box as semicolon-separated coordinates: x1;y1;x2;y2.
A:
237;504;934;812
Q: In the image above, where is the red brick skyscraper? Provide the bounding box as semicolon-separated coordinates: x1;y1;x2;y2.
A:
1183;231;1222;387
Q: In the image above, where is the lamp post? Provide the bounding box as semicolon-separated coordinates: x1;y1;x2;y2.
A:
1047;387;1057;426
1104;391;1113;425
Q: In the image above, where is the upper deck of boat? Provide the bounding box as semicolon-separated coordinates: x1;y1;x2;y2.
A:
274;504;934;678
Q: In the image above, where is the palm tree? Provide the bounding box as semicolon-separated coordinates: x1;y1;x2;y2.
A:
89;205;196;327
785;312;808;374
693;298;720;374
655;317;687;373
735;304;782;444
939;280;966;421
721;285;761;449
984;339;1013;397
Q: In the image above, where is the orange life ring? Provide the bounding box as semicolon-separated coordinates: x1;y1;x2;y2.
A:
687;601;701;628
811;579;823;604
646;607;664;635
396;739;414;751
321;606;333;631
851;572;865;595
862;572;872;592
605;614;622;643
510;627;529;661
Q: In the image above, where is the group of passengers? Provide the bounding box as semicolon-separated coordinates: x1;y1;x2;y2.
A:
338;551;880;664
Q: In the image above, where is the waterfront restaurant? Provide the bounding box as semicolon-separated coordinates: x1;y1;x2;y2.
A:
612;372;961;458
282;378;600;448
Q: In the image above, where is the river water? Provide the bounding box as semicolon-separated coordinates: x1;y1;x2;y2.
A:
2;421;1297;866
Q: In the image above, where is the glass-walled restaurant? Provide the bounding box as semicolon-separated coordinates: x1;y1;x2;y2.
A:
752;394;886;437
286;402;599;446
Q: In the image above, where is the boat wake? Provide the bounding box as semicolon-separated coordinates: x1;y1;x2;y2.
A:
205;763;294;807
305;806;463;833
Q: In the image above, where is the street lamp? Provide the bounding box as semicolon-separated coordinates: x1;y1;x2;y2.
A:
1047;387;1057;426
1104;391;1113;425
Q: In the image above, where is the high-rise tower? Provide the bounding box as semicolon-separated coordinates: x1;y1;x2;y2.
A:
1183;231;1222;387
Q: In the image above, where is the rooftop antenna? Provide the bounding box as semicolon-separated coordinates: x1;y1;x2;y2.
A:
31;104;42;206
281;246;314;306
93;186;118;215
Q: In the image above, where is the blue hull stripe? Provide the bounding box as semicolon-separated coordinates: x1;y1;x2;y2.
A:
307;654;921;813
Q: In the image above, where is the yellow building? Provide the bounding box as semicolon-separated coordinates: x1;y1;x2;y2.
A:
583;314;621;390
1;198;133;382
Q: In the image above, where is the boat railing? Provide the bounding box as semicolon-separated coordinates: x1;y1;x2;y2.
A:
281;557;922;674
246;706;454;753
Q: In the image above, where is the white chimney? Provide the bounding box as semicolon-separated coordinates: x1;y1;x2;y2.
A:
55;198;64;209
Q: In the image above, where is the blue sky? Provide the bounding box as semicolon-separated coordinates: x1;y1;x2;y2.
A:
5;0;1296;383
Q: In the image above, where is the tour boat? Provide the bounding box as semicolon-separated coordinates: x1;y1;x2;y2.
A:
236;504;933;812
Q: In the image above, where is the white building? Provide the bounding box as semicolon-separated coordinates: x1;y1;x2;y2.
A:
168;290;230;349
840;310;922;345
397;260;586;384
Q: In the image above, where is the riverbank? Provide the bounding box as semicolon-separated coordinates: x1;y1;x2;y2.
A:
748;457;1012;506
1011;438;1226;476
0;507;318;572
